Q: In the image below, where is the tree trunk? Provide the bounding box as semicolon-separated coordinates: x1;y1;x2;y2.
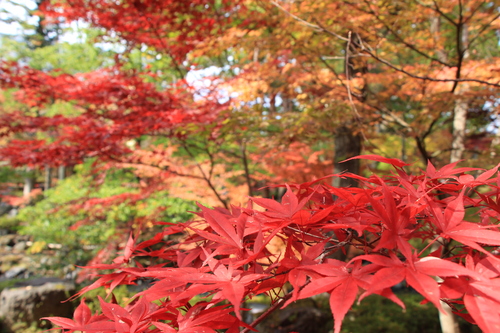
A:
431;14;465;333
434;121;465;333
44;165;52;190
430;15;448;63
450;97;467;163
441;77;468;333
490;126;500;159
23;168;35;198
58;165;66;180
439;302;461;333
450;20;469;164
332;30;365;189
333;126;362;188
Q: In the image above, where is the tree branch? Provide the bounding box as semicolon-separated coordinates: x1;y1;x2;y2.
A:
467;13;500;54
344;31;363;123
430;0;458;26
370;12;452;67
312;17;350;41
269;0;323;32
181;142;229;209
240;140;254;197
357;41;500;88
240;291;294;333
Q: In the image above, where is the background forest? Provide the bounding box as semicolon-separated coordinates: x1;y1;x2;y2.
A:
0;0;499;332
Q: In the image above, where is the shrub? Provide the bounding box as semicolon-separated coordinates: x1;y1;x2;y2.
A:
45;156;500;333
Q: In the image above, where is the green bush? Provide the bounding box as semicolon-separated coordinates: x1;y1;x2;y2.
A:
0;216;22;233
16;164;197;272
340;293;480;333
257;292;481;333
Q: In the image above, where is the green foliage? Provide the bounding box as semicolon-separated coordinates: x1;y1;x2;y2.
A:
0;166;23;184
80;284;133;313
254;291;481;333
17;164;196;268
340;293;440;333
1;28;113;74
340;293;480;333
8;320;43;333
0;215;22;232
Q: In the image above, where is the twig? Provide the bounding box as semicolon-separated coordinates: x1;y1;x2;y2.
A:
467;13;500;47
313;17;350;41
286;226;329;240
366;8;451;67
269;0;323;32
240;140;254;197
108;155;206;180
430;0;458;27
240;292;294;333
358;42;499;88
344;31;362;122
181;143;229;209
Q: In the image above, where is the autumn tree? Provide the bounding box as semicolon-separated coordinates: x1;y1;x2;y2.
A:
4;0;497;204
41;156;500;333
1;0;64;196
225;0;499;168
0;0;261;271
227;4;499;331
1;1;500;331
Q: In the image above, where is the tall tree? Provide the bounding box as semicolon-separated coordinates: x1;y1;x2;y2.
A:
0;0;498;272
3;0;498;195
1;0;63;196
1;1;500;332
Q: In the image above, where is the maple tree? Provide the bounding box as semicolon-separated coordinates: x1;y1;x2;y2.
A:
38;155;500;333
208;0;500;173
2;0;499;201
0;0;500;331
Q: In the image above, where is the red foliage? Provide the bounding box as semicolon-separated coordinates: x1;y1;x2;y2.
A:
41;0;244;62
0;62;225;167
44;156;500;333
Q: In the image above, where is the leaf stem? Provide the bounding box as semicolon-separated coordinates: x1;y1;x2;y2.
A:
240;292;293;333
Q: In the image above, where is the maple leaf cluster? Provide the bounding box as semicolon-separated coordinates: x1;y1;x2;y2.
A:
0;61;225;167
44;156;500;333
41;0;243;61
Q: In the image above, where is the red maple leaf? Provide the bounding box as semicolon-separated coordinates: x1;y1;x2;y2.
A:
426;191;500;255
441;255;500;333
43;298;114;332
355;253;480;311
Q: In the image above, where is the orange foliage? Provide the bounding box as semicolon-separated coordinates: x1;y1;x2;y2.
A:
251;142;333;185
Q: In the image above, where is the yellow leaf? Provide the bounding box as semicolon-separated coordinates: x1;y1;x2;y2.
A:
29;241;46;254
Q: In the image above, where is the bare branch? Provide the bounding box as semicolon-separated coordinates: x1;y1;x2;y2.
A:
370;13;452;67
240;141;254;197
344;31;363;122
269;0;323;32
357;41;500;88
467;13;500;49
181;143;229;209
431;0;458;26
240;291;294;333
108;155;207;180
312;17;350;41
380;112;412;130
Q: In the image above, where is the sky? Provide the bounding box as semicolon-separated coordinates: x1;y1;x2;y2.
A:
0;0;37;37
0;0;83;44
